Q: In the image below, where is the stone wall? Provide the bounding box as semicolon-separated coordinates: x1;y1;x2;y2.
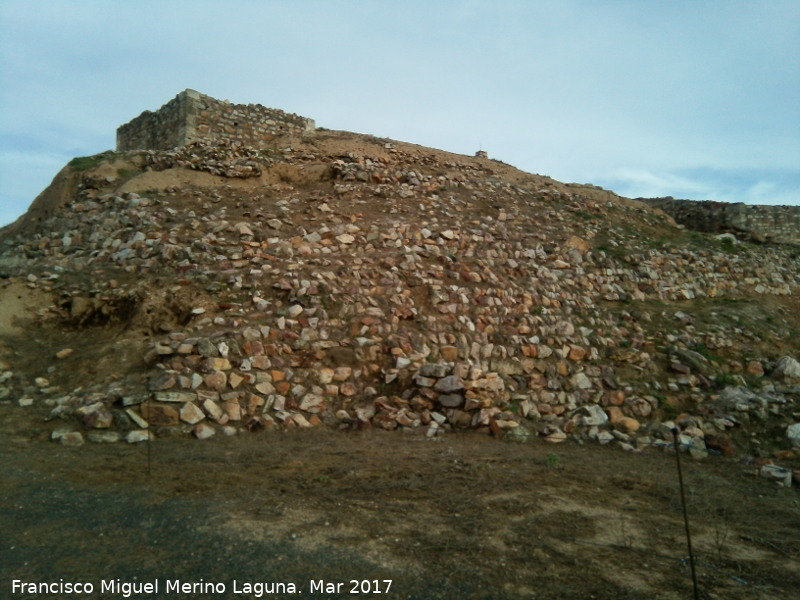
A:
116;89;315;152
641;198;800;245
116;92;189;151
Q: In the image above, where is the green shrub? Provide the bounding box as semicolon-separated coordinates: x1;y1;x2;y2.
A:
545;452;561;469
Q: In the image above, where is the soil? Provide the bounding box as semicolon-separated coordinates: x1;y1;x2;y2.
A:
2;403;799;600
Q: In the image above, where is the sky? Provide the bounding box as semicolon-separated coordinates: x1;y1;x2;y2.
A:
1;0;799;227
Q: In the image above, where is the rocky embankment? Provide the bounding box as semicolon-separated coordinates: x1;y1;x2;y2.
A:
1;135;799;483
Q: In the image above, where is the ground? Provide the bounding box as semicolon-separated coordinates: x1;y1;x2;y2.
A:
2;404;799;600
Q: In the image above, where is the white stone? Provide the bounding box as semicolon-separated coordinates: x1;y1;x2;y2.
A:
760;464;792;486
579;404;608;426
126;430;152;443
774;356;800;380
203;399;224;422
194;423;216;439
299;393;324;412
571;372;592;390
787;423;800;448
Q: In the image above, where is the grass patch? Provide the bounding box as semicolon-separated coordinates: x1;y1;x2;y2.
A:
69;151;114;172
689;341;721;363
595;242;627;261
714;372;740;389
544;452;561;470
660;402;678;420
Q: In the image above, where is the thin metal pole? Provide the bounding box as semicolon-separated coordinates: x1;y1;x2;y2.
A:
673;428;699;600
147;394;152;476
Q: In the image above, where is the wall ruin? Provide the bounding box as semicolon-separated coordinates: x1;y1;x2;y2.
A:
116;89;315;152
641;198;800;245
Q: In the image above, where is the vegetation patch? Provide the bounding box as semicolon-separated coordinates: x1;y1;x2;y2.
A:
68;151;114;172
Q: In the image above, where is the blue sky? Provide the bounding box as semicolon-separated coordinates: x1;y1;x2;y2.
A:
1;0;798;227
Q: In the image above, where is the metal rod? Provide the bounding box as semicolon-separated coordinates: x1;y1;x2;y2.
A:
673;428;699;600
147;394;152;476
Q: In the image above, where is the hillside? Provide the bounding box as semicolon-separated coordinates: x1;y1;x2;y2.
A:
1;129;799;599
2;129;799;449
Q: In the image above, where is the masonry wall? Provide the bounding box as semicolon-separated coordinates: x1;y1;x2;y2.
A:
116;89;315;152
642;198;800;245
116;92;189;151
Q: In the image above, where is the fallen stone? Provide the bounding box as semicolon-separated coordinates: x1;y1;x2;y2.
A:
126;430;152;443
88;431;121;443
760;464;792;486
688;436;708;460
50;427;83;446
194;423;216;439
59;432;84;446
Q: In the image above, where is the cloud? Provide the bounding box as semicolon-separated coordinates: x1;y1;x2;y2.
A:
594;166;800;206
1;0;798;226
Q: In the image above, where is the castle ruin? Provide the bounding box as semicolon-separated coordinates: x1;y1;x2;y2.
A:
116;89;315;152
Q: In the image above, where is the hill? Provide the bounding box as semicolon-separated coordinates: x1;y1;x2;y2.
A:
2;129;799;450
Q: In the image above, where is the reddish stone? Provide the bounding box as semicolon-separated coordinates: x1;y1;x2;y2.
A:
705;434;735;457
568;346;587;361
140;404;179;426
243;341;264;356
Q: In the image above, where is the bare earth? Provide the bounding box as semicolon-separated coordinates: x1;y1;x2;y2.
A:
2;402;799;600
